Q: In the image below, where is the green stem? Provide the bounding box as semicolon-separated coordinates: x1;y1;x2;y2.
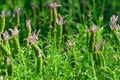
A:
89;31;95;52
86;32;90;48
99;52;105;67
0;42;12;79
32;44;45;59
7;62;13;80
48;8;53;40
26;22;32;47
31;43;45;74
112;30;120;47
4;40;10;51
15;8;20;28
0;13;5;34
0;42;11;56
53;7;57;47
90;53;97;80
12;36;20;57
58;25;63;50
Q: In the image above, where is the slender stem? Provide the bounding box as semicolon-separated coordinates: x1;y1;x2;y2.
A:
53;7;57;47
58;25;63;50
89;31;95;52
0;12;5;34
12;36;20;56
48;8;53;40
90;53;97;80
31;43;45;74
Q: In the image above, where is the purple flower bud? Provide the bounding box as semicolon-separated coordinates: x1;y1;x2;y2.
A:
28;30;40;45
110;15;118;24
47;2;61;8
91;24;97;33
109;15;118;30
1;10;5;17
109;24;116;30
56;14;63;25
16;8;20;16
3;31;10;40
9;27;19;37
26;19;31;29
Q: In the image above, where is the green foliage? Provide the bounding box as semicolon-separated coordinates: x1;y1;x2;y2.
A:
0;0;120;80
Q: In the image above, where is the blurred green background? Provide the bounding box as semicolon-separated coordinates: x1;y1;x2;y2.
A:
0;0;120;36
0;0;120;79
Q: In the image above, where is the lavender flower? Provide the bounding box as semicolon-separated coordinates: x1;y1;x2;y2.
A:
91;24;98;33
28;30;40;45
109;15;118;30
16;8;20;16
110;15;118;24
110;24;117;30
48;2;61;8
26;19;31;29
1;10;5;17
66;40;75;50
56;14;63;25
3;31;10;40
9;27;19;37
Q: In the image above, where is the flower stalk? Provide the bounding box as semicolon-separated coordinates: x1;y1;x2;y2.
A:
109;15;120;47
56;14;63;48
48;7;53;39
47;3;61;46
9;27;20;57
15;8;20;28
89;25;97;52
28;30;45;74
25;19;32;47
3;31;11;51
0;10;5;34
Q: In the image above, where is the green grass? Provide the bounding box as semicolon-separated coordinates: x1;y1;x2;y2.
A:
0;0;120;80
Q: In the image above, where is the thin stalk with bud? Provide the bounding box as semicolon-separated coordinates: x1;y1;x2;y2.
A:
9;27;20;57
15;8;20;28
28;30;45;74
56;14;63;48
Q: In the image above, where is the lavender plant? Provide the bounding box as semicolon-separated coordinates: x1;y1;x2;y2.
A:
47;3;61;45
15;8;20;28
0;0;120;80
109;15;120;47
56;13;63;48
25;19;32;47
0;11;5;34
27;30;45;74
89;24;97;52
9;27;20;57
